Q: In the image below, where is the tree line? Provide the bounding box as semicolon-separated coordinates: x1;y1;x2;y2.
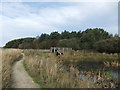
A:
4;28;120;53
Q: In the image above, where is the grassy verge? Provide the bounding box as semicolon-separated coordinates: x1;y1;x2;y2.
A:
23;60;42;88
2;49;22;89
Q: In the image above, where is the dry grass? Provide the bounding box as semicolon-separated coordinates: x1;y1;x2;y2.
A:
60;50;119;71
0;49;2;89
60;50;118;62
1;48;118;88
0;49;120;88
59;50;119;88
23;50;99;88
23;50;119;88
1;48;22;89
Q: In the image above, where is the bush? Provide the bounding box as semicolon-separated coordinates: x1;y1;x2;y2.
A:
95;37;120;53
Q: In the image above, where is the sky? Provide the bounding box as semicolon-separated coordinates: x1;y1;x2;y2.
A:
0;0;119;47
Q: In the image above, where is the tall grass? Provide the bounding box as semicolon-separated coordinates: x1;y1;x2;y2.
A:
60;50;119;70
0;48;2;89
23;50;98;88
1;48;119;88
2;49;22;89
59;50;119;88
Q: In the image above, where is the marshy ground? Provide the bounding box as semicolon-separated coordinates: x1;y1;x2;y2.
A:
1;49;120;89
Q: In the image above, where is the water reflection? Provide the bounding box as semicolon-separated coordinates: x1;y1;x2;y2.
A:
78;71;119;88
111;72;120;79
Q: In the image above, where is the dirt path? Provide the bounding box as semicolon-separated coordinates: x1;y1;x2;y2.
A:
10;53;39;88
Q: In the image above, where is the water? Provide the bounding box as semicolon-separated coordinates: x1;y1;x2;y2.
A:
79;73;86;80
79;73;97;83
79;71;120;84
111;72;120;79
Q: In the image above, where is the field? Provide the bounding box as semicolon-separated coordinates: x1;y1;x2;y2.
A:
1;49;119;88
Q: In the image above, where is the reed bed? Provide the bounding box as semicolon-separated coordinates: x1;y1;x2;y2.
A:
59;50;119;88
1;48;119;88
24;50;119;88
2;49;22;89
60;50;118;62
60;50;119;70
23;50;98;88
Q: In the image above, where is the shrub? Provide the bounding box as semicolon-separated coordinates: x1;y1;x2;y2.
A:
95;37;120;53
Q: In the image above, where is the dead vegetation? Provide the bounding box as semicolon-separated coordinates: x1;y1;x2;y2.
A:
23;50;99;88
1;49;119;88
2;49;22;89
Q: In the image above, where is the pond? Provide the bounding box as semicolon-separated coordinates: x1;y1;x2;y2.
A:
78;71;119;88
111;72;120;79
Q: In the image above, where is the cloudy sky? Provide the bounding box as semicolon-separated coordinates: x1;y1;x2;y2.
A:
0;0;119;46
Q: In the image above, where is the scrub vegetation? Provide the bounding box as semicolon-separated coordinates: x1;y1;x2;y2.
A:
4;28;120;53
1;49;22;89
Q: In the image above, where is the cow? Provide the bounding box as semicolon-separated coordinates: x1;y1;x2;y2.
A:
55;49;63;56
56;51;63;56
